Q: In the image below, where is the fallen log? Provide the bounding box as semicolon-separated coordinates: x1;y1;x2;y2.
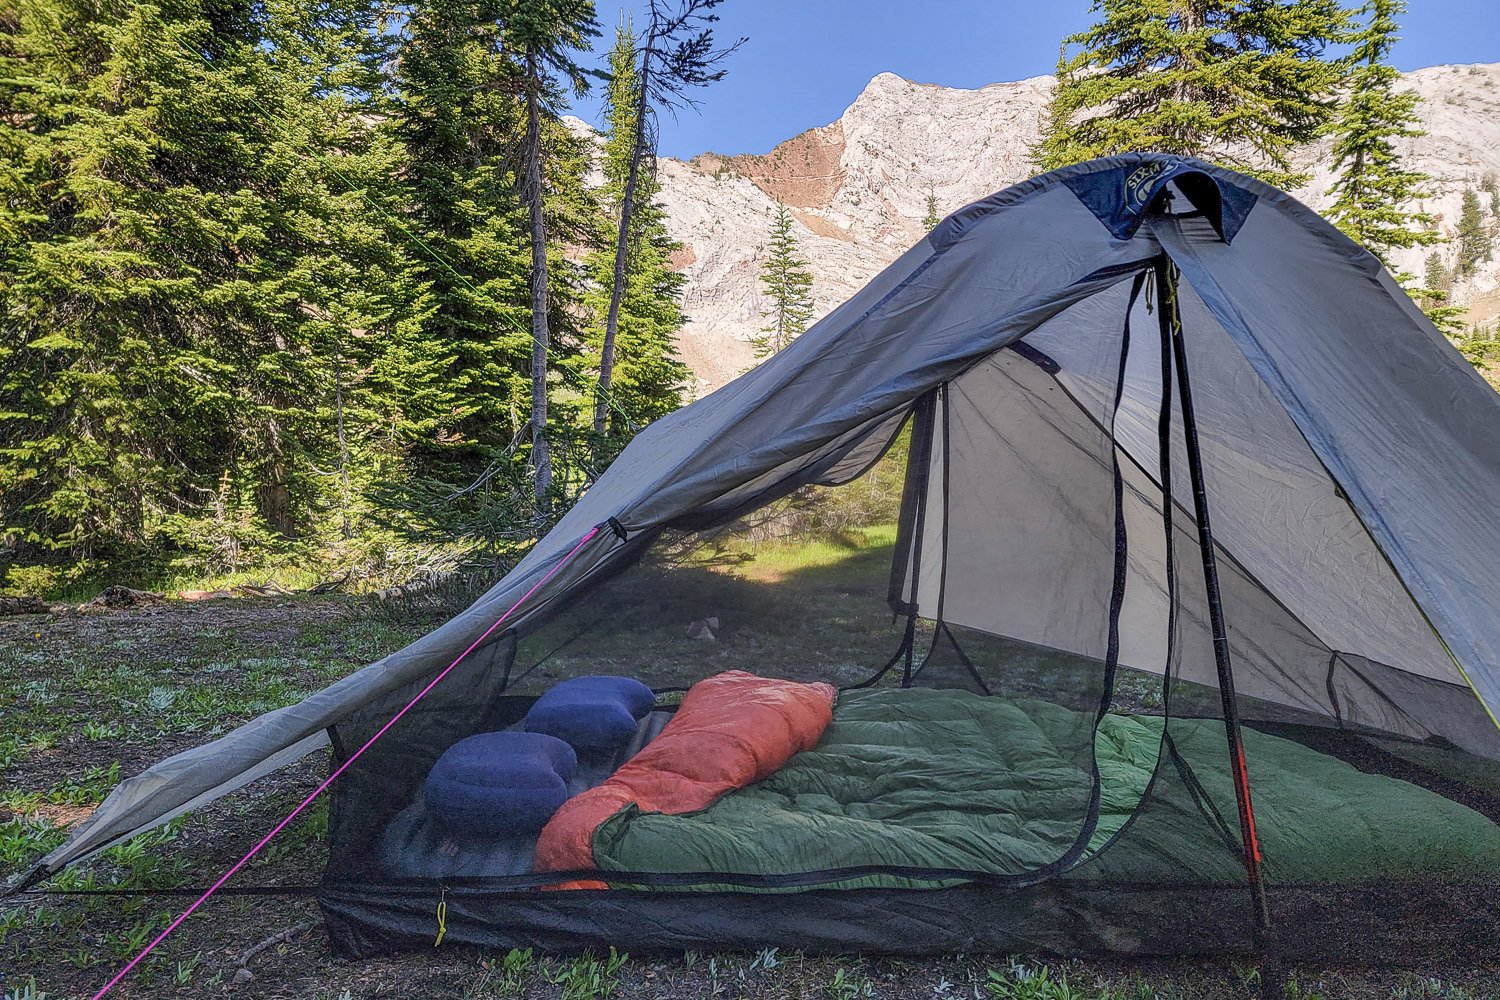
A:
0;595;47;616
86;586;164;609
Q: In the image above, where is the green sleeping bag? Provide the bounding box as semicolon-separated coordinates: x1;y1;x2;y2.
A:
591;688;1500;891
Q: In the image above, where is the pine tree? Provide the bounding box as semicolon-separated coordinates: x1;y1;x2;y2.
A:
2;0;288;563
1324;0;1436;268
0;0;440;581
923;189;941;230
1458;321;1500;384
502;0;601;516
1456;187;1493;277
0;0;262;562
395;0;534;433
585;23;690;439
225;0;427;548
1038;0;1353;187
393;0;600;538
1418;250;1465;334
1424;250;1452;298
591;0;740;438
755;203;815;358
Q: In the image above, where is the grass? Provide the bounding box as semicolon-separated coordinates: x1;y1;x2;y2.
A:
9;558;334;605
0;595;425;996
547;948;628;1000
720;523;902;585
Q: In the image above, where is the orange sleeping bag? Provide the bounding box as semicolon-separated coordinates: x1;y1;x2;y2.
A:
534;670;836;885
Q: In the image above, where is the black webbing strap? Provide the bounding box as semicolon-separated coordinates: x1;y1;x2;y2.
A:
908;384;950;683
1096;272;1145;721
1164;734;1243;858
1154;269;1181;724
845;638;914;692
1036;271;1146;868
1155;257;1275;951
895;392;938;687
1066;260;1187;869
853;393;939;692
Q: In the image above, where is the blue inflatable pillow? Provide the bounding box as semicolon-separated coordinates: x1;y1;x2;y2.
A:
524;676;655;754
425;731;577;837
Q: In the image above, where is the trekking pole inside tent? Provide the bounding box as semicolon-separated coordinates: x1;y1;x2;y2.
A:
1154;259;1275;950
87;525;605;1000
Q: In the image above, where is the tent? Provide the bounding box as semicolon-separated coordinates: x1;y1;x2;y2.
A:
20;153;1500;962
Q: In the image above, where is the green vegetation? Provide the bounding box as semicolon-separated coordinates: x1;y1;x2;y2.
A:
722;523;899;584
1037;0;1353;188
0;0;704;599
590;2;739;438
0;597;421;991
754;202;816;358
1035;0;1500;361
506;0;604;512
1324;2;1437;264
1323;0;1458;331
825;963;876;998
468;947;537;997
584;21;692;441
924;188;942;230
987;964;1090;999
1420;249;1465;334
548;947;627;999
1456;187;1494;278
1459;321;1500;378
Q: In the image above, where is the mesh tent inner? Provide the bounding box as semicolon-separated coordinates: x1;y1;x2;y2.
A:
320;258;1500;959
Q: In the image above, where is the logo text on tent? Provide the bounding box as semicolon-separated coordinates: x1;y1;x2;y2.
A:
1124;162;1168;212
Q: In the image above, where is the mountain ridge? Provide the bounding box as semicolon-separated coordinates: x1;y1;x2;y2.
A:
651;62;1500;394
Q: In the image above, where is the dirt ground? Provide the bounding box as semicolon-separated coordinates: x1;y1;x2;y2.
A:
2;597;1499;1000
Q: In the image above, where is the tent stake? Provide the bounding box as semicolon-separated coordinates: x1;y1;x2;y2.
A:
1156;259;1278;971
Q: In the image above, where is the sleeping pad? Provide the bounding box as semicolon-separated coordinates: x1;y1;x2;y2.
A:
581;687;1500;891
535;670;836;885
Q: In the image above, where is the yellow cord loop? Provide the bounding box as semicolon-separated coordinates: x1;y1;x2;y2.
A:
434;890;448;948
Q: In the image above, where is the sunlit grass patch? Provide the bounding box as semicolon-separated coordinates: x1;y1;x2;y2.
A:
0;763;120;813
714;523;900;585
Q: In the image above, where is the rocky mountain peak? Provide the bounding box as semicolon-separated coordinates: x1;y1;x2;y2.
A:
651;64;1500;395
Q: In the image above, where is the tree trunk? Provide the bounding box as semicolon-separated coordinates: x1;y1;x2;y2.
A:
1170;0;1199;153
525;48;552;518
594;36;656;437
258;417;296;539
333;341;352;541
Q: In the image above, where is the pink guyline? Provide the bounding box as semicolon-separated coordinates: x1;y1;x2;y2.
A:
93;524;604;999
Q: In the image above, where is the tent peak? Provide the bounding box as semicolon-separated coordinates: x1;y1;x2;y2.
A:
1059;153;1259;244
929;154;1260;254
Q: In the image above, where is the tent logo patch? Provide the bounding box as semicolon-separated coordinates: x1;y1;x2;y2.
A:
1124;162;1168;211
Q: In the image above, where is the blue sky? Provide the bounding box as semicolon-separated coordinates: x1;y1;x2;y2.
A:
574;0;1500;160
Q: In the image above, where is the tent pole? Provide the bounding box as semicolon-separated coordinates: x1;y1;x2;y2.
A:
1155;258;1276;962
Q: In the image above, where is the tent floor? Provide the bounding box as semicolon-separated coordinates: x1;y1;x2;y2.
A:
319;878;1500;963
